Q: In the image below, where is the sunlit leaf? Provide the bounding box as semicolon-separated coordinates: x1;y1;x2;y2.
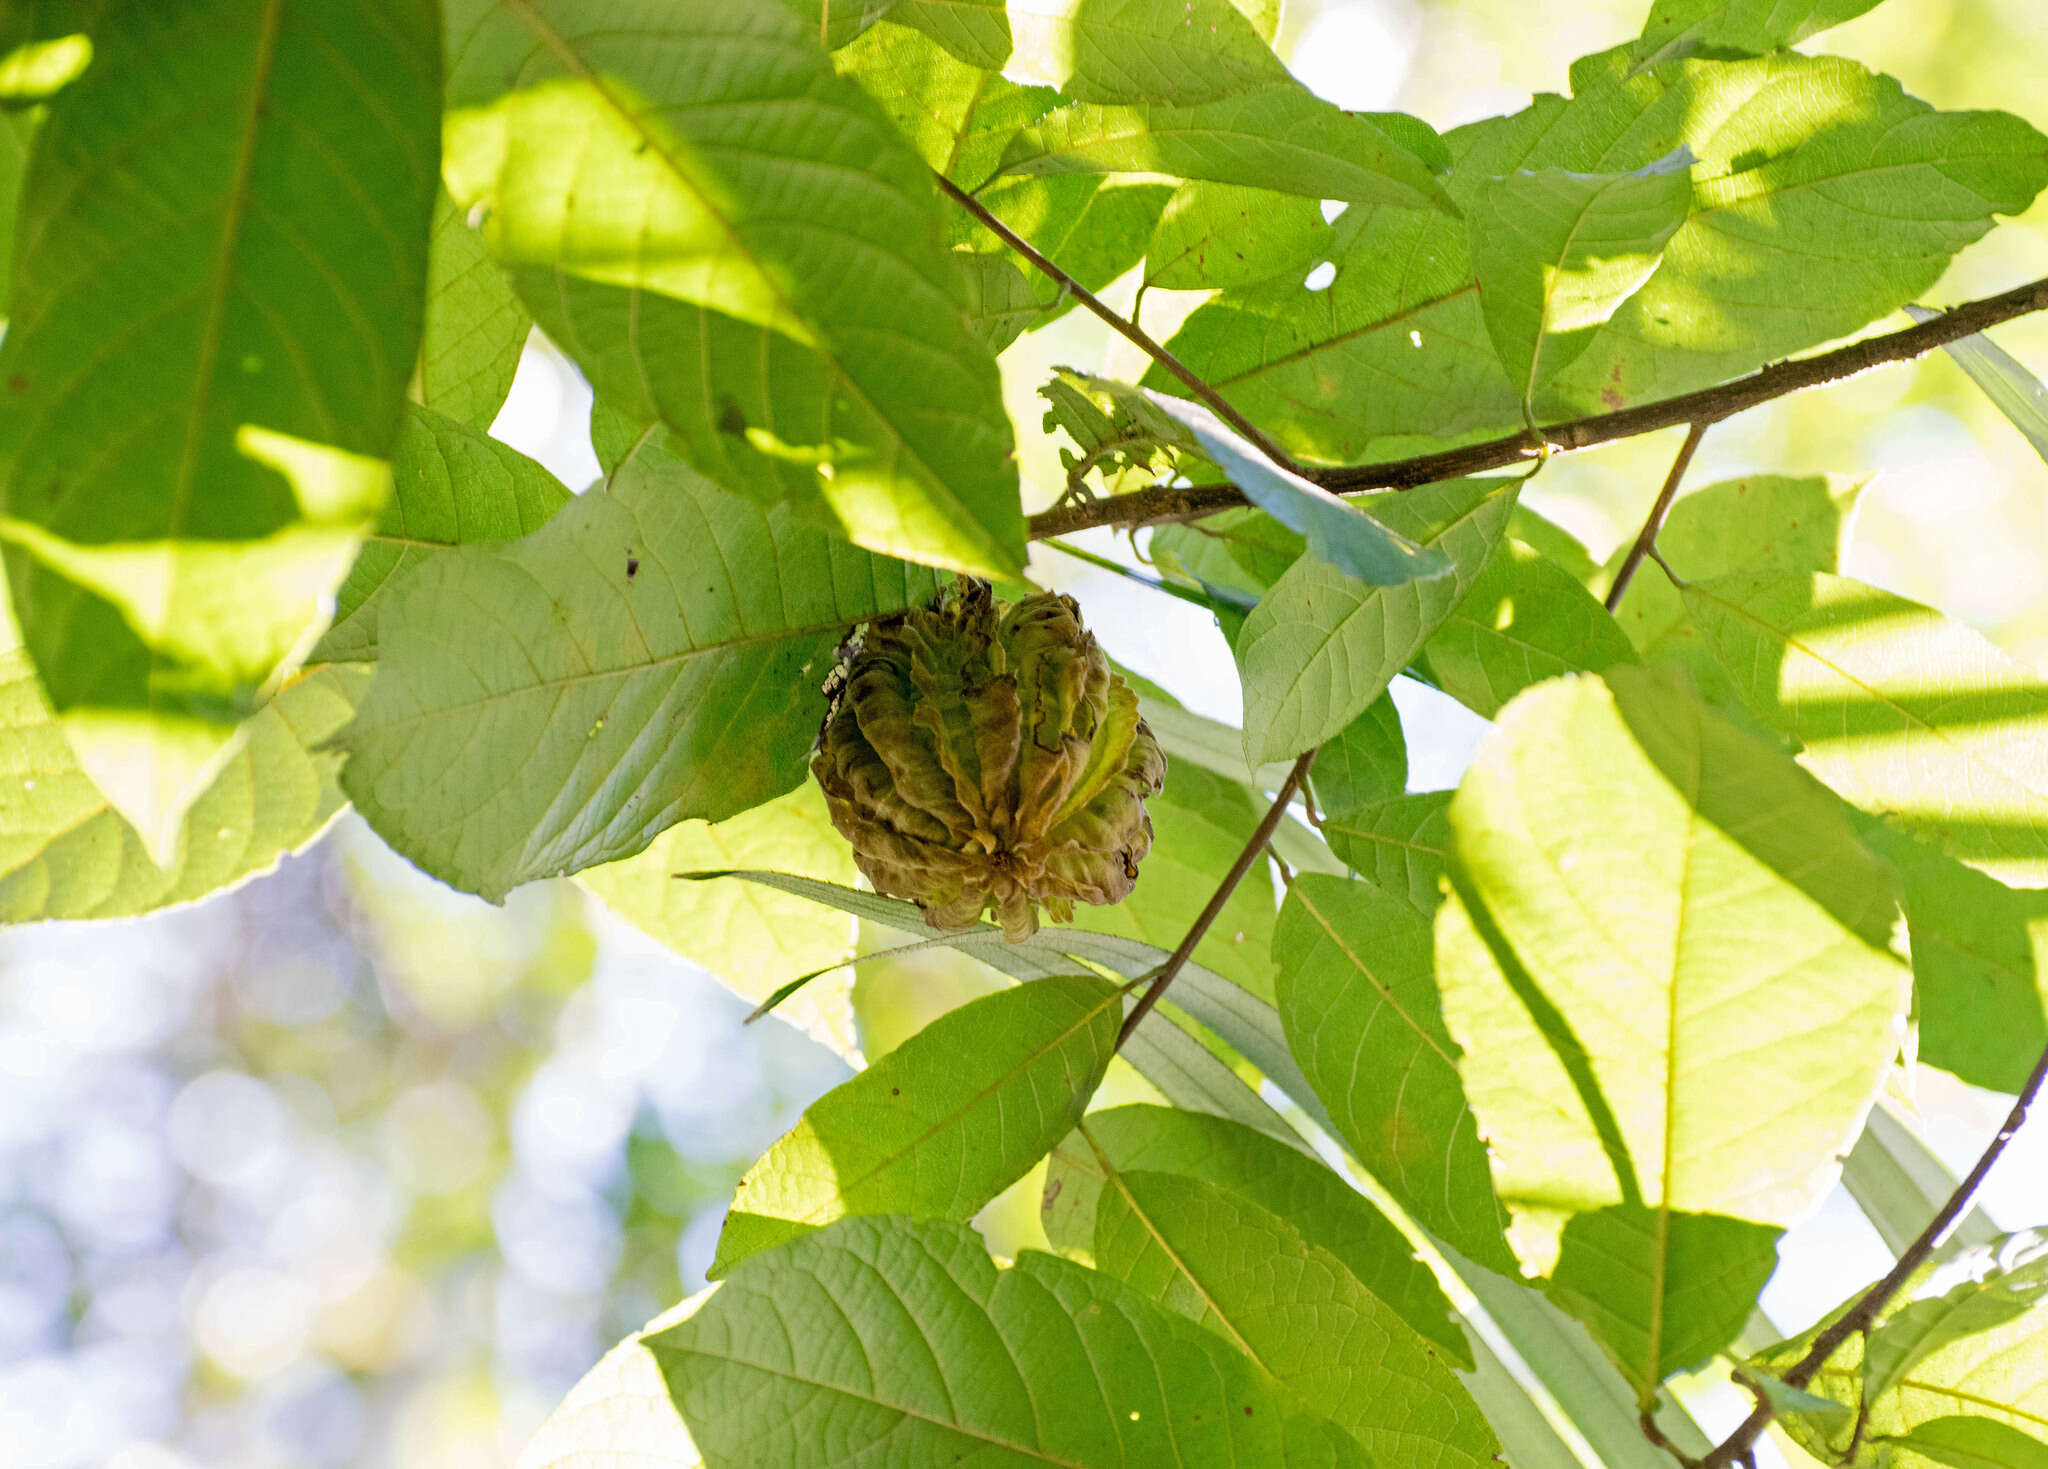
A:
442;0;1024;577
1438;668;1910;1384
339;427;942;900
709;972;1122;1276
1316;791;1452;912
1632;0;1889;66
0;0;439;853
1147;182;1335;291
1684;571;2048;888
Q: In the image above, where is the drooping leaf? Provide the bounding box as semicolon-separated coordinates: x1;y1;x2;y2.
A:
314;406;569;663
1632;0;1891;66
1236;478;1515;764
660;1215;1371;1466
1843;1100;2002;1259
1089;1168;1500;1469
709;972;1122;1276
1417;537;1638;717
1906;304;2048;466
414;191;531;431
0;0;440;854
339;428;942;900
577;783;863;1059
1469;147;1695;408
1683;571;2048;888
1317;791;1453;912
1145;393;1454;587
1275;873;1516;1273
1147;182;1336;291
998;90;1456;211
441;0;1024;578
1436;668;1910;1382
1308;696;1406;816
1042;1104;1468;1362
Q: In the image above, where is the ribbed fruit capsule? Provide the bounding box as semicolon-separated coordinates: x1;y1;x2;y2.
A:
813;581;1166;941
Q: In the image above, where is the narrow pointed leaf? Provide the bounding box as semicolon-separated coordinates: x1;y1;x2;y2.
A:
442;0;1023;578
710;972;1122;1276
1906;304;2048;465
338;432;942;900
1145;393;1452;587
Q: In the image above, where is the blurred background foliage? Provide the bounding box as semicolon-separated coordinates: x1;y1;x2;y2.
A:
5;0;2048;1465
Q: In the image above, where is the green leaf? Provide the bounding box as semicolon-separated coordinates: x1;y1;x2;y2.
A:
1089;1168;1500;1469
1042;1104;1468;1363
0;106;34;308
1633;0;1890;66
1683;571;2048;888
710;972;1122;1276
1236;478;1515;764
1758;1232;2048;1467
957;253;1051;354
888;0;1010;70
1540;51;2048;420
1145;394;1454;587
1436;668;1910;1381
1120;1005;1308;1145
837;20;1053;185
1469;147;1694;409
1151;509;1306;603
314;405;569;663
1857;821;2048;1096
1888;1417;2048;1469
661;1216;1370;1466
442;0;1024;578
1317;791;1453;912
1135;690;1296;789
999;91;1456;211
577;783;862;1058
1068;760;1278;999
1843;1101;2001;1259
1275;873;1516;1273
1417;537;1638;718
414;191;531;431
512;1291;711;1469
338;429;942;900
1906;304;2048;465
1308;696;1405;816
0;650;365;922
1147;182;1335;291
959;178;1173;328
0;0;439;855
1002;0;1287;105
1510;505;1599;587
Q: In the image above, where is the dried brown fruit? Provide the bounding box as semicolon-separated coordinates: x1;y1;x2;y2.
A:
813;581;1166;941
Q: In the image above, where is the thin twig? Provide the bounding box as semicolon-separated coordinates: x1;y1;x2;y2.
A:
933;170;1304;473
1688;1038;2048;1469
1029;274;2048;540
1114;748;1317;1052
1606;421;1709;611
